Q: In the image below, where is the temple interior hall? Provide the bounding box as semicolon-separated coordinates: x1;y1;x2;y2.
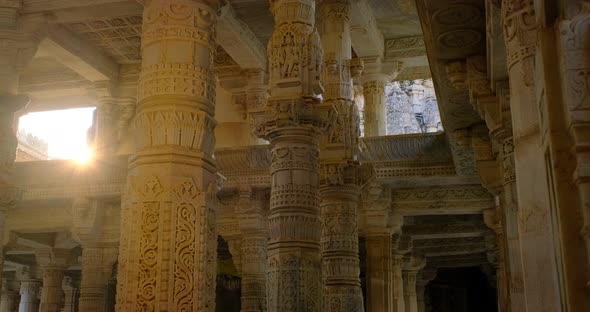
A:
0;0;589;311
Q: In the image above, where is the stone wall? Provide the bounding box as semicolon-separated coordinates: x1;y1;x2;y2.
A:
386;79;442;135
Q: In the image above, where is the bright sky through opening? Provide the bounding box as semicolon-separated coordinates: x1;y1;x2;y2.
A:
18;108;95;162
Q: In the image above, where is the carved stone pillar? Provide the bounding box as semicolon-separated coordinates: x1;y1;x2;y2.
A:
18;279;40;312
0;279;19;312
361;74;388;137
402;256;425;312
558;1;590;290
360;59;401;137
392;236;412;312
502;1;561;310
79;245;118;312
483;208;509;312
365;233;393;312
62;276;79;312
249;0;327;310
115;0;221;311
416;268;436;312
238;189;268;312
36;249;72;312
317;2;363;310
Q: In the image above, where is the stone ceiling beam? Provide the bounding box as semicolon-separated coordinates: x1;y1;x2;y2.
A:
217;3;266;70
38;25;119;82
414;243;487;257
427;253;489;268
403;222;489;240
22;0;129;13
46;1;143;24
350;0;384;58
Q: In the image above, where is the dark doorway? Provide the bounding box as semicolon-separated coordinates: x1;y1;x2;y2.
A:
428;267;497;312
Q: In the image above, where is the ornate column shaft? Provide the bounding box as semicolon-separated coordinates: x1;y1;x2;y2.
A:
37;249;72;312
502;1;561;310
115;0;221;311
365;233;393;312
250;0;327;310
318;1;364;311
62;276;79;312
79;245;118;312
402;256;425;312
18;279;41;312
558;1;590;290
237;189;268;312
361;73;388;137
391;252;406;312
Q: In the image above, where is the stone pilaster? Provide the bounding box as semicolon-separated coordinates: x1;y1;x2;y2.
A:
502;1;561;310
249;0;327;310
361;58;401;136
62;276;79;312
36;248;72;312
78;245;118;312
18;279;40;312
416;268;436;312
483;208;509;312
237;189;267;312
115;0;221;311
402;256;426;312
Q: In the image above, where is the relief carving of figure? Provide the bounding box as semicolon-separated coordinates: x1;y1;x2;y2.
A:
280;33;299;78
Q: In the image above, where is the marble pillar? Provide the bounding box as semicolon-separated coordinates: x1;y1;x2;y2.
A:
115;0;221;310
318;0;363;311
37;249;71;312
238;190;267;312
362;74;388;137
250;0;326;310
365;234;393;312
79;245;118;312
391;253;405;312
62;276;79;312
18;279;40;312
502;1;562;310
402;256;425;312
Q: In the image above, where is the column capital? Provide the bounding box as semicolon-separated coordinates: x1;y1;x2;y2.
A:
361;56;403;84
35;248;74;269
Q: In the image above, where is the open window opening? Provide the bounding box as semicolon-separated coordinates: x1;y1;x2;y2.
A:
17;107;96;163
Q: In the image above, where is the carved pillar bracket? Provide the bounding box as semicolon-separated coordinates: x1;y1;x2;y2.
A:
36;248;74;312
360;57;403;137
116;0;222;311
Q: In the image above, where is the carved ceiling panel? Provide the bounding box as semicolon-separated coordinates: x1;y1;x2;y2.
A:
416;0;486;131
63;15;143;63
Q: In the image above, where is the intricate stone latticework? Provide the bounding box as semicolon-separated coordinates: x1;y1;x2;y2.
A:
502;1;561;310
36;248;73;312
249;0;328;310
79;245;118;312
115;0;221;311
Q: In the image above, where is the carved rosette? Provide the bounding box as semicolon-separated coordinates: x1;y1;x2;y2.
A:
116;0;220;311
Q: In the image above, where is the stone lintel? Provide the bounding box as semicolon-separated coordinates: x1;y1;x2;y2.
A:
349;0;384;58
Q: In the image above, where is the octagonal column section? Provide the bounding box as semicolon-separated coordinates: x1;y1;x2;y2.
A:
250;0;328;310
502;1;561;310
79;245;118;312
36;249;73;312
115;0;221;311
238;189;268;312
